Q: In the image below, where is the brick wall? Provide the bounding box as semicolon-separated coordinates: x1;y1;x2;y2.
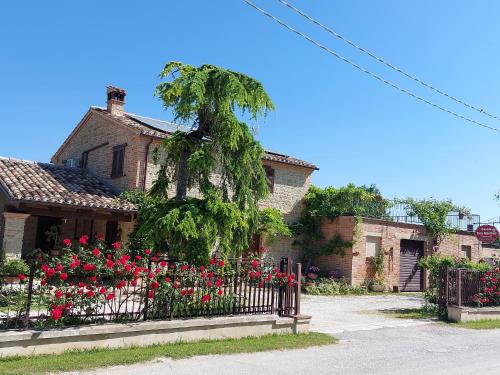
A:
53;111;143;192
317;217;485;288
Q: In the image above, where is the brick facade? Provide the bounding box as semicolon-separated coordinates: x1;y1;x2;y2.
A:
49;108;315;259
316;216;486;289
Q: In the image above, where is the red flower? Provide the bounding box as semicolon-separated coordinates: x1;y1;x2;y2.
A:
165;277;171;283
188;288;194;295
131;279;138;286
124;264;132;272
218;260;225;267
152;256;158;262
215;278;222;287
51;306;63;321
41;279;47;286
86;290;95;298
96;234;104;241
200;266;205;272
181;289;187;296
106;293;115;300
55;290;63;299
151;280;159;289
251;260;259;269
135;255;142;260
56;263;63;272
145;249;151;255
92;248;101;257
181;264;189;272
63;238;72;247
89;275;97;282
147;290;154;299
160;261;167;268
112;242;121;250
99;287;107;294
70;262;77;269
201;294;211;303
106;260;115;269
79;235;89;245
65;302;72;310
217;289;224;296
41;264;49;272
210;258;217;265
18;274;25;281
83;263;96;272
59;273;68;281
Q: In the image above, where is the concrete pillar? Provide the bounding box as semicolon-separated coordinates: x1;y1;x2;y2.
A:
2;212;30;259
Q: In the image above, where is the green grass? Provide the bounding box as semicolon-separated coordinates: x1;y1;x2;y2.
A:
448;319;500;330
376;306;438;320
0;332;336;375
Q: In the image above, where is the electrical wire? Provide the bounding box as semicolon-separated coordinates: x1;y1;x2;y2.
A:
277;0;500;123
241;0;500;133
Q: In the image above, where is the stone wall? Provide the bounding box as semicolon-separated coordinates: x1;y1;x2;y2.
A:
53;110;315;260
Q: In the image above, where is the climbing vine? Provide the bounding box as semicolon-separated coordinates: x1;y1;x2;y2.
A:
292;184;389;266
397;198;470;245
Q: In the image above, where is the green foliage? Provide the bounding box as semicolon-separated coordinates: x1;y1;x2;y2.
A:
303;278;366;295
257;208;291;243
319;235;353;257
292;184;389;264
370;251;386;282
132;62;274;262
398;198;470;244
419;253;491;304
0;258;29;276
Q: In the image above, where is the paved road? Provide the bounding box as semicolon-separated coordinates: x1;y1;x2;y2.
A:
69;295;500;375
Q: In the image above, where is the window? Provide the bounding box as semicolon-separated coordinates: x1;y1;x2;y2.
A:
105;221;120;247
365;236;381;258
111;144;126;178
80;151;89;169
462;245;472;260
264;166;275;193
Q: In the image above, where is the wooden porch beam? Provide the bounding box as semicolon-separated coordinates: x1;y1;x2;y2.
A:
16;204;135;222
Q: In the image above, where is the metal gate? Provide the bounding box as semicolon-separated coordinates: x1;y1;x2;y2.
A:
399;239;424;292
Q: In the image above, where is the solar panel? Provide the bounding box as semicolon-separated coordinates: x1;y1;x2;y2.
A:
126;113;192;134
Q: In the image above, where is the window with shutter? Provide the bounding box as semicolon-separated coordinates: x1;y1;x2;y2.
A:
111;144;126;178
264;166;275;193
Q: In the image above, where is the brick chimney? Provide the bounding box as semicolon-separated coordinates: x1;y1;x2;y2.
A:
106;86;126;116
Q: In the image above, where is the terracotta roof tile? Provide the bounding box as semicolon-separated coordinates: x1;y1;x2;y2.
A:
0;158;136;212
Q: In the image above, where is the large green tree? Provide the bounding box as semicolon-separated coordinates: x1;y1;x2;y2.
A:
136;62;275;263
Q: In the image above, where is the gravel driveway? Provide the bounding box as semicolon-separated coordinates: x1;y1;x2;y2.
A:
68;294;500;375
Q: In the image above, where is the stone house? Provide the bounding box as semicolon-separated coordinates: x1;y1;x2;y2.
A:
0;86;317;260
315;216;488;291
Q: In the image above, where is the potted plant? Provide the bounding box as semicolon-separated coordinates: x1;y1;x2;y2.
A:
0;258;29;283
307;265;320;280
368;251;386;292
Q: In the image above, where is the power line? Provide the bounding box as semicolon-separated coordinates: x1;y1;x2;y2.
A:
277;0;500;123
242;0;500;134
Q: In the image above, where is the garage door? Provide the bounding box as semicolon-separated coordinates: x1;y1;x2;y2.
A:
399;240;424;292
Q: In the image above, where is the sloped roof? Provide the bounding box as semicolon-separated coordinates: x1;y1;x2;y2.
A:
0;157;136;212
90;107;319;170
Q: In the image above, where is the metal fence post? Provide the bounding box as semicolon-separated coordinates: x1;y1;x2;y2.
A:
456;269;462;307
295;262;301;315
23;264;35;329
444;266;449;308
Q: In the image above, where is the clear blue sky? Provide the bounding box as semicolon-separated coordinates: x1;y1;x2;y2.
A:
1;1;499;220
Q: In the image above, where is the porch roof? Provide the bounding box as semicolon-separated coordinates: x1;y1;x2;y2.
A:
0;157;136;213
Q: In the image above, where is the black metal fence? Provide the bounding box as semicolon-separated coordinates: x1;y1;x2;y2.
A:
0;257;301;330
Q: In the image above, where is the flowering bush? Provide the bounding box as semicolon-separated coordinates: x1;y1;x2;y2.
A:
472;267;500;307
30;235;296;324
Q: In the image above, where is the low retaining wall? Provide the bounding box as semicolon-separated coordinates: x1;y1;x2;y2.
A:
448;305;500;323
0;314;311;357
